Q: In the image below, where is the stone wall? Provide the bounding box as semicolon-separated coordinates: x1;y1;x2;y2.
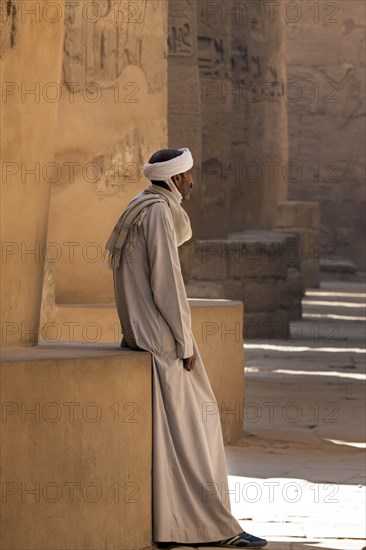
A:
0;0;65;346
285;0;366;270
187;231;305;339
46;0;168;304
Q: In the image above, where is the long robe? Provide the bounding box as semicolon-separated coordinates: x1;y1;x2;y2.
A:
113;201;243;543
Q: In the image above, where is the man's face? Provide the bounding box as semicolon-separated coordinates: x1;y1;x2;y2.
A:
173;168;194;200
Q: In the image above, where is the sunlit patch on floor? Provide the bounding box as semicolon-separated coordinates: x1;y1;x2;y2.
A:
244;343;365;354
225;475;365;546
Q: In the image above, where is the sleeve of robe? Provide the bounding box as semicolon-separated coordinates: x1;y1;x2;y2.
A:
144;202;194;359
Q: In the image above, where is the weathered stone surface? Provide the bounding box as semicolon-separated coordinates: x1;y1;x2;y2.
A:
190;299;244;444
186;280;242;301
285;267;305;320
276;201;321;287
302;259;321;288
286;0;366;270
286;266;305;297
0;345;152;550
0;0;65;346
244;309;291;341
189;230;304;337
62;0;166;95
193;0;289;238
191;240;229;280
278;227;319;262
243;280;291;313
187;281;227;299
228;230;300;274
227;243;288;279
228;0;289;233
191;233;301;281
320;258;357;273
197;0;233;238
277;201;321;229
0;0;19;56
38;297;245;445
46;0;168;304
168;0;202;280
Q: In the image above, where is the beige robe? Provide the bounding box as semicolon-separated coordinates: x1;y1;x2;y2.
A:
113;201;242;543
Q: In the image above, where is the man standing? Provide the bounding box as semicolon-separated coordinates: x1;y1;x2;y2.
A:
104;148;267;548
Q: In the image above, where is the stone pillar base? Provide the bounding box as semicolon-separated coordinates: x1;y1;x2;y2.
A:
38;296;245;445
187;231;306;339
0;344;152;550
276;200;321;288
189;299;244;445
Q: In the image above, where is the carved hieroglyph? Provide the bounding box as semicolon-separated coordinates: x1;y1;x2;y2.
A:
63;0;166;94
46;0;168;304
286;0;366;269
0;0;19;58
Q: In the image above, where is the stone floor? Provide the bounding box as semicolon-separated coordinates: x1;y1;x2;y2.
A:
167;277;366;550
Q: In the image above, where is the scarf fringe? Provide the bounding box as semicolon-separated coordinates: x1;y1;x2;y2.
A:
101;185;192;271
102;194;168;270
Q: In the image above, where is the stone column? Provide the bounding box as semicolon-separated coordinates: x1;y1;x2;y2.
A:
0;0;65;346
194;0;289;238
168;0;202;280
196;0;233;238
229;0;289;232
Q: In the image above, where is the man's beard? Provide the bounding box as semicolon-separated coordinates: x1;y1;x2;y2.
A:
181;175;191;200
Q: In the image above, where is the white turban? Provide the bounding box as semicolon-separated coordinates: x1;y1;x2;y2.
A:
142;148;193;182
141;147;193;244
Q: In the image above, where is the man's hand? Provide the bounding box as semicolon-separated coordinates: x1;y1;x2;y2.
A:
183;354;196;371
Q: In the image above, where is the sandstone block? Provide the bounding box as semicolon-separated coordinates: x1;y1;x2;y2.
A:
227;242;287;279
191;240;229;280
286;267;305;298
320;258;357;273
285;267;305;320
228;230;301;271
186;280;242;301
0;345;152;550
289;302;302;321
299;229;320;261
187;281;226;299
244;309;291;341
277;201;321;229
302;259;321;288
243;280;291;313
189;299;244;445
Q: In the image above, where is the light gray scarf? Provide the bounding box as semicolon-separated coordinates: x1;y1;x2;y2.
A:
103;184;192;270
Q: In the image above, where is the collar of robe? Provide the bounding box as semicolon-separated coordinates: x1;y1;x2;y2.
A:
103;182;192;270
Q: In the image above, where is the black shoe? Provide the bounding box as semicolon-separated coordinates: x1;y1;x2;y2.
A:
205;531;268;548
156;543;199;548
157;531;268;549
